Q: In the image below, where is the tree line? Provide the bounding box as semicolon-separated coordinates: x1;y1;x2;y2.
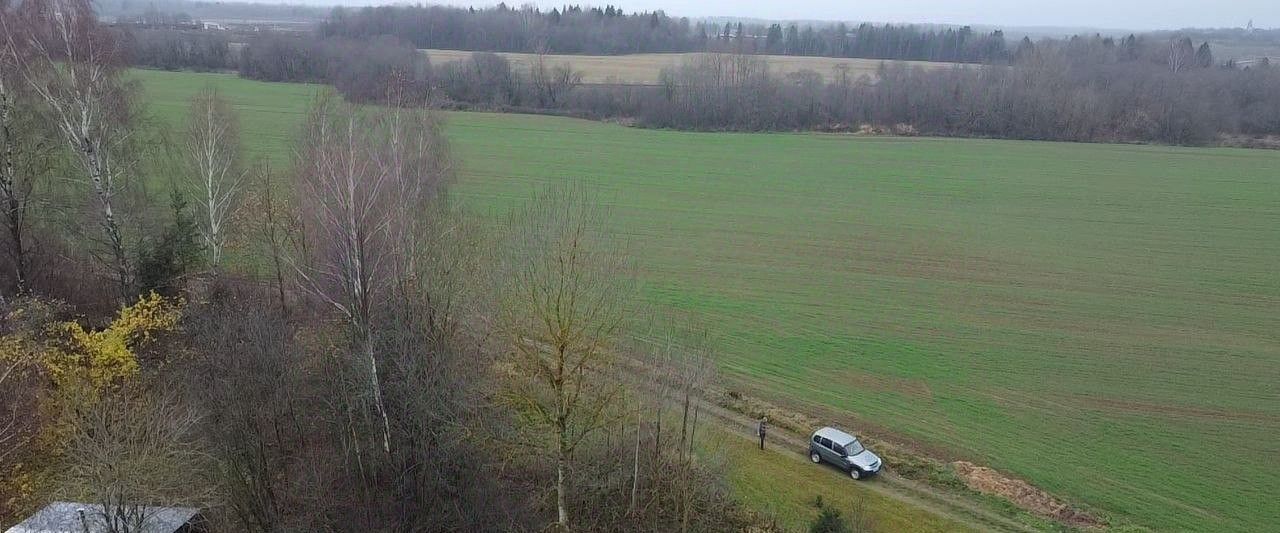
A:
0;1;780;531
105;1;1280;145
600;34;1280;144
120;27;234;72
318;3;1012;63
227;29;1280;145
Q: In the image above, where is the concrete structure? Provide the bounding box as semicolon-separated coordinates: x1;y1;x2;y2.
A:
4;502;202;533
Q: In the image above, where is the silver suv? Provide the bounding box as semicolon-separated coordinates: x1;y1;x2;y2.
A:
809;427;882;479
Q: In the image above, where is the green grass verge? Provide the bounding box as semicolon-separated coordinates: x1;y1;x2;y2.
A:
132;69;1280;532
704;426;975;532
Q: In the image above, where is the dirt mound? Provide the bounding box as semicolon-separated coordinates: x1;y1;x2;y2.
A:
952;461;1104;529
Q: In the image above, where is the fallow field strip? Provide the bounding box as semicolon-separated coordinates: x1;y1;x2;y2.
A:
135;69;1280;532
422;49;959;85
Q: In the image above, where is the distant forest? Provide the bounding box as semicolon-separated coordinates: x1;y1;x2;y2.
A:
319;4;1013;64
108;2;1280;146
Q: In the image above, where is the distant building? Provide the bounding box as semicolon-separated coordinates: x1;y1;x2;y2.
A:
1234;57;1274;69
4;502;204;533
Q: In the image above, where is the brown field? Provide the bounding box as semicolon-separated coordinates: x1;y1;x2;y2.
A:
422;49;959;85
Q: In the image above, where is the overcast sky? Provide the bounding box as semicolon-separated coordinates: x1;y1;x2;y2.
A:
415;0;1278;31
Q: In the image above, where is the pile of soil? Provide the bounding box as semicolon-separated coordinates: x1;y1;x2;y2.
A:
952;461;1105;529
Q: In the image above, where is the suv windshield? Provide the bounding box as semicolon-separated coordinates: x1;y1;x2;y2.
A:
843;439;865;456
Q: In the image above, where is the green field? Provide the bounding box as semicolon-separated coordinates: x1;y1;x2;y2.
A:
133;69;1280;532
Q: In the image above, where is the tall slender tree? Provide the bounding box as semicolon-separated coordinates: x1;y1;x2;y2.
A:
184;87;247;272
501;184;631;531
1195;42;1214;68
0;2;54;294
6;0;137;298
292;90;449;454
1169;36;1196;73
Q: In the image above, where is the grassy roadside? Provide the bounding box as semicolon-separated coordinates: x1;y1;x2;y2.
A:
710;384;1086;531
701;424;977;532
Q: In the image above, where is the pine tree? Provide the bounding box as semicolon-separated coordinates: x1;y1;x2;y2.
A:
766;24;783;53
1196;42;1215;68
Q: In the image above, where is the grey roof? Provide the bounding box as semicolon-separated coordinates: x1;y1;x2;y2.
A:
814;426;858;446
5;502;200;533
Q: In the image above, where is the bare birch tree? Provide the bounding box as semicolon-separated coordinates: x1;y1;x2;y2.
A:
292;90;448;454
0;6;53;295
5;0;137;297
376;79;451;294
501;184;631;531
183;87;246;272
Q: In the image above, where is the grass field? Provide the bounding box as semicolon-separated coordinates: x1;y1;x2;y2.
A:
422;49;956;85
133;69;1280;532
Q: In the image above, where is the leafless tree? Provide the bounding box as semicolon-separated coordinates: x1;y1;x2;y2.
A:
378;81;452;292
377;240;502;529
622;319;717;530
251;161;291;316
0;1;55;295
500;184;631;531
59;390;216;533
179;297;303;533
0;5;22;291
623;320;678;520
674;330;716;533
4;0;138;298
675;330;715;461
1169;37;1196;73
437;51;520;105
0;100;52;296
291;90;448;454
530;47;584;108
183;87;247;272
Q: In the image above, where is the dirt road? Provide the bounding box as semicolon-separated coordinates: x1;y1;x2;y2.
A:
694;395;1042;532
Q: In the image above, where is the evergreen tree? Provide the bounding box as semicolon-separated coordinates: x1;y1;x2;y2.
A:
785;24;800;54
766;24;783;53
136;190;203;297
810;507;851;533
1196;42;1215;68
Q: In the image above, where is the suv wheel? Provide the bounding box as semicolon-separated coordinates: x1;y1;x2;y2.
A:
810;452;821;464
849;467;862;480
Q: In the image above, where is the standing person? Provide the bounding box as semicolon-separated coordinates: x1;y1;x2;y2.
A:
757;417;768;450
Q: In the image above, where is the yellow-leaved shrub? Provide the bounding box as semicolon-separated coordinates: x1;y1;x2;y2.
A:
47;292;184;391
0;293;184;521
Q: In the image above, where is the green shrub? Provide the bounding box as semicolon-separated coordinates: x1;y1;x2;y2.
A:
809;507;851;533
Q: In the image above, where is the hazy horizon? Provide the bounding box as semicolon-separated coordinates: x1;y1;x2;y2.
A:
276;0;1280;31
